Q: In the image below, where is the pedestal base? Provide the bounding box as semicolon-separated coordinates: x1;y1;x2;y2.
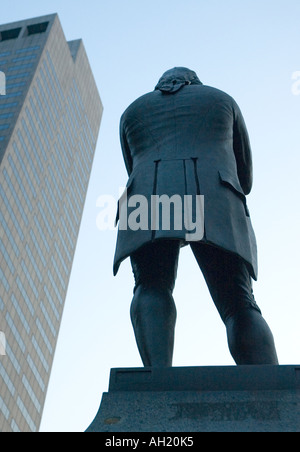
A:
86;365;300;432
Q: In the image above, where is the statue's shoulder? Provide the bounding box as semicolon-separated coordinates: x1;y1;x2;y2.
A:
121;90;160;120
199;85;235;102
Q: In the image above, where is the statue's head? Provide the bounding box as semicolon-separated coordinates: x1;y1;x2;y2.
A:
155;67;202;93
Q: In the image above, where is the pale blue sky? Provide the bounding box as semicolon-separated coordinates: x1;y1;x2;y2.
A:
1;0;300;432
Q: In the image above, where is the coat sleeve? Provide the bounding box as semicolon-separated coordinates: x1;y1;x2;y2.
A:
232;100;253;195
120;115;133;176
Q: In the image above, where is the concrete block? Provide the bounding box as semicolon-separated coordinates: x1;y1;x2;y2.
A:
86;365;300;432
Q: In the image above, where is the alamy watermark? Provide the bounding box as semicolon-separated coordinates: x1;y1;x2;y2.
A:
0;332;6;356
96;189;205;241
291;71;300;96
0;71;6;96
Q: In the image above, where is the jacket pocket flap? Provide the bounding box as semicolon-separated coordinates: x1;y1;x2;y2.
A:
219;170;250;217
219;170;245;198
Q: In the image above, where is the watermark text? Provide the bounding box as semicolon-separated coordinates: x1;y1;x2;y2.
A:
0;71;6;96
0;332;6;356
96;189;205;241
291;71;300;96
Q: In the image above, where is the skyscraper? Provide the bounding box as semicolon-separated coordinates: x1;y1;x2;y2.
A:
0;14;103;432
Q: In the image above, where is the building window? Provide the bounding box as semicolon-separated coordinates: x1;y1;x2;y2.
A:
15;45;40;54
16;397;37;432
0;102;18;110
8;63;33;72
12;54;37;63
0;27;22;41
27;22;49;36
0;397;10;421
11;293;30;334
6;72;30;81
0;113;13;120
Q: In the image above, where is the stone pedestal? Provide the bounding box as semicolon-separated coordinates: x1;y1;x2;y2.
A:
86;365;300;432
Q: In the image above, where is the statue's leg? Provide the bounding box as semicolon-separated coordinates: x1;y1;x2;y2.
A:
130;240;181;367
225;308;278;365
191;243;279;365
130;285;177;367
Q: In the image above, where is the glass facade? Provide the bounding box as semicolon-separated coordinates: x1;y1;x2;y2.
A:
0;14;102;432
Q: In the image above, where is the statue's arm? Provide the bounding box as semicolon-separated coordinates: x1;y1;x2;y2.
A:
120;116;133;176
232;101;253;195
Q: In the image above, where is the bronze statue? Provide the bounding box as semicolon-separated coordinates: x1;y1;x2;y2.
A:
114;67;278;367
